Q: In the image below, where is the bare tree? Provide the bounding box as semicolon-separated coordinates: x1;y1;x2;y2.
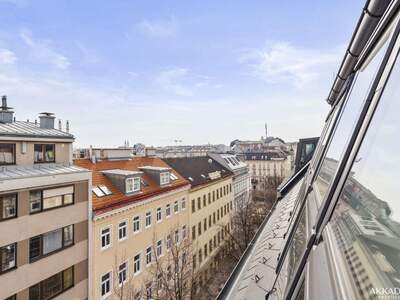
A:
112;249;140;300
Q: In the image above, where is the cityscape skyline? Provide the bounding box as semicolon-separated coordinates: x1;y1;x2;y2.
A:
0;0;363;147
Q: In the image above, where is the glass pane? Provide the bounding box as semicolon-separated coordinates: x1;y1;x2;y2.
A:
275;205;307;299
43;196;62;210
1;194;17;219
43;229;62;254
30;237;41;260
314;29;394;208
1;243;16;271
30;191;42;213
63;267;73;289
63;194;73;205
44;144;55;162
34;144;43;162
0;143;15;164
328;40;400;299
63;225;74;247
42;272;63;300
29;284;41;300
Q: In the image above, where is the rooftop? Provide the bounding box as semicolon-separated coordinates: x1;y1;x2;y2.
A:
0;120;73;140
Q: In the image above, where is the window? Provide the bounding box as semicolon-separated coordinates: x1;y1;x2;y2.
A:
213;191;215;202
208;192;211;204
182;225;187;240
146;284;152;300
1;243;16;272
29;267;73;300
209;215;212;228
0;193;17;221
203;195;206;207
146;247;152;265
193;254;197;269
133;216;140;233
30;186;74;213
192;226;196;240
101;226;111;250
198;249;202;264
166;234;172;250
118;221;127;241
160;172;170;185
198;222;201;236
166;204;171;217
197;197;201;210
126;177;141;193
192;199;195;213
134;253;141;274
326;45;400;300
175;229;179;244
203;218;207;232
156;240;162;257
174;200;179;213
0;143;15;165
181;198;186;210
145;211;151;228
101;271;112;298
204;244;208;258
30;225;74;261
156;207;162;222
34;144;55;163
118;262;127;286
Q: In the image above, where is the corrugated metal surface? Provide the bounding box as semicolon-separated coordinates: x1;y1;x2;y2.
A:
0;163;87;179
0;121;74;139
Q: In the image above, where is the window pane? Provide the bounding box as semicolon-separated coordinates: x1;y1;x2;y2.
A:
63;267;73;289
63;225;74;247
34;144;44;162
314;31;393;208
42;272;63;300
0;143;15;165
43;196;62;210
63;194;73;205
29;284;41;300
30;191;42;213
1;243;16;271
43;229;62;254
30;237;41;260
328;42;400;298
44;144;55;162
0;194;17;220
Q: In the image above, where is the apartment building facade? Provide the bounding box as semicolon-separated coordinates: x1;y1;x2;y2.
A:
0;97;91;300
163;157;234;289
74;156;191;300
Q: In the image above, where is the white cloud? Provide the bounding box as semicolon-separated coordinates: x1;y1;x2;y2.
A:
20;30;70;70
155;67;193;96
240;41;343;88
137;17;178;38
0;49;17;64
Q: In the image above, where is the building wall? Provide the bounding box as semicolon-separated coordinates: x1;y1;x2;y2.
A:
0;180;90;300
91;187;190;300
189;177;234;274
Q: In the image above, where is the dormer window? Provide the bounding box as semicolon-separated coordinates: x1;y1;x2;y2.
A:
160;172;170;185
126;177;141;193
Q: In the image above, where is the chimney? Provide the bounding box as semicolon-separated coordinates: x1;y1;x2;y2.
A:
58;119;62;131
0;95;14;124
66;120;70;133
39;112;55;129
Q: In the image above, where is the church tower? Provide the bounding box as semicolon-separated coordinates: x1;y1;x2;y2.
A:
265;123;268;139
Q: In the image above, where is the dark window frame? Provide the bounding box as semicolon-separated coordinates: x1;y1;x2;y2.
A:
0;143;16;166
34;143;56;164
29;186;75;215
0;242;17;274
0;192;18;222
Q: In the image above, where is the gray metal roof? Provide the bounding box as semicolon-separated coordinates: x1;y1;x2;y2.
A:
0;121;74;139
219;178;303;300
0;163;88;180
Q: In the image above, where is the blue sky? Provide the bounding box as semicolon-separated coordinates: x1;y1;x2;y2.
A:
0;0;363;147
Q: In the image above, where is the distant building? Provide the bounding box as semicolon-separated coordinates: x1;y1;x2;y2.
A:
74;146;135;161
208;153;251;208
0;96;91;300
163;156;234;293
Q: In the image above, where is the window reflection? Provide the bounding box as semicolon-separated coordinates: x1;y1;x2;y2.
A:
314;30;393;207
329;43;400;299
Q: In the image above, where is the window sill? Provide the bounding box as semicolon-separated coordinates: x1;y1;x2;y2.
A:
0;265;17;275
100;245;112;252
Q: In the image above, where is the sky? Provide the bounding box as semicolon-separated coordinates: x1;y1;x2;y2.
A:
0;0;364;147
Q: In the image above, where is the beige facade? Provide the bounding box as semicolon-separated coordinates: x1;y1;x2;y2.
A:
0;110;91;300
91;186;190;300
189;176;234;279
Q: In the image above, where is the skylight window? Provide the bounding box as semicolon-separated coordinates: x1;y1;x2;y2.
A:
170;173;178;180
92;187;105;197
98;185;112;196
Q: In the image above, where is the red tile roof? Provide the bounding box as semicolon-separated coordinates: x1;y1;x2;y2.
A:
74;157;190;215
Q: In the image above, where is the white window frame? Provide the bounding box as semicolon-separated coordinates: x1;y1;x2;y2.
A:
166;234;172;250
126;177;141;193
101;270;112;299
166;204;171;218
175;229;180;244
181;198;186;210
182;225;187;240
118;261;128;287
134;252;141;276
101;225;112;250
118;220;128;242
174;201;179;214
156;207;162;223
145;211;152;228
133;215;140;234
160;172;170;185
156;240;163;257
146;246;152;266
